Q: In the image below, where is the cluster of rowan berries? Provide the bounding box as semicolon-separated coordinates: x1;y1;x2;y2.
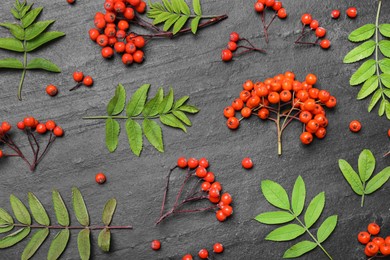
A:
296;13;331;49
221;32;266;62
181;242;224;260
177;157;233;222
254;0;287;19
70;71;94;91
358;223;390;257
89;0;146;65
224;72;336;145
15;118;63;136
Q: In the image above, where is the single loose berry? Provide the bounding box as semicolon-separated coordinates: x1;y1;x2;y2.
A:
346;7;357;18
53;126;64;137
213;243;224;253
358;231;371;245
229;32;240;42
177;157;187;168
242;157;253;169
227;117;239;129
368;223;380;235
331;10;340;19
95;172;106;184
36;124;47;134
151;240;161;250
45;85;58;96
301;13;312;25
83;76;93;87
349;120;361;133
320;39;331;49
187;158;199;168
221;49;233;62
182;254;193;260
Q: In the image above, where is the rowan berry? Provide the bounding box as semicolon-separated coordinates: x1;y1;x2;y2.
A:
358;231;371;244
102;47;114;58
96;34;109;47
209;188;220;198
227;117;239;129
104;12;116;23
94;18;106;29
272;1;282;11
306;119;319;133
182;254;193;260
45;120;56;131
221;49;233;62
95;172;106;184
17;121;25;130
114;42;126;53
124;7;135;19
134;1;146;12
151;240;161;250
277;8;287;19
325;96;336;108
315;127;326;139
104;1;114;11
258;107;269;120
381;244;390;255
221;205;233;216
309;20;319;30
296;90;309;102
177;157;187;168
83;76;94;87
268;92;280;104
128;0;141;6
73;71;84;82
301;13;312;25
196;166;207;178
227;41;237;51
1;122;11;133
264;0;275;7
133;36;145;48
116;30;126;39
305;74;317;85
133;50;144;63
125;42;137;54
108;37;117;46
349;120;361;133
368;223;380;235
239;90;251;102
122;53;134;65
201;182;211;191
89;28;100;41
242;157;253;169
216;210;226;221
300;132;313;145
280;90;292;102
346;7;357;18
229;32;240;42
114;1;126;13
365;242;379;256
257;85;269;97
331;10;340;19
224;106;235;118
308;88;319;99
320;39;331;49
386;236;390;244
299;111;312;124
254;2;264;12
209;195;220;204
315;27;326;38
36;124;47;134
187;158;198;168
221;193;232;205
211;182;222;191
243;80;254;91
53;126;64;137
213;243;224;253
24;117;35;128
104;27;116;37
204;172;215;183
372;237;385;247
241;107;252;118
318;90;330;102
198;157;209;168
303;99;316;111
67;0;75;4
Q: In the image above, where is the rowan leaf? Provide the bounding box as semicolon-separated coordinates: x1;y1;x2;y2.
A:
142;118;164;152
28;192;50;226
379;40;390;58
158;87;174;114
102;198;117;226
265;224;305;241
126;84;150;117
52;190;69;226
22;7;43;28
365;167;390;194
0;38;24;52
348;24;375;42
126;119;143;156
0;58;23;69
261;180;290;210
72;187;89;226
173;15;189;34
255;211;294;225
107;84;126;116
191;16;201;34
77;229;90;260
172;110;191;126
358;149;376;182
0;228;30;249
343;40;376;63
317;215;338;243
283;240;317;258
160;114;187;132
304;192;325;228
368;89;382;112
350;59;376;86
47;229;69;260
24;20;54;40
193;0;202;15
357;75;379;100
143;87;164;117
338;159;364;195
106;118;120;153
98;228;111;252
379;24;390;37
25;31;65;52
291;175;306;216
26;58;61;72
10;195;31;225
0;23;24;40
21;228;49;260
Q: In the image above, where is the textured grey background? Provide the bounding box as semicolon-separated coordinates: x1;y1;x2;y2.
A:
0;0;390;259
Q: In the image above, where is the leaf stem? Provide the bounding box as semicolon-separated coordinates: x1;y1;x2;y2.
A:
18;39;27;101
361;193;365;207
375;0;386;102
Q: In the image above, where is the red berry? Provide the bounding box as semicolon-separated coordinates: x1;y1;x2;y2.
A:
45;84;58;97
227;117;239;129
73;71;84;82
102;47;114;58
104;1;114;11
358;232;371;244
151;240;161;250
380;244;390;256
96;34;109;47
229;32;240;42
133;36;145;48
1;122;11;132
368;223;380;235
198;157;209;168
201;181;211;191
198;249;209;259
135;1;146;13
177;157;187;168
213;243;224;253
365;242;379;256
125;42;137;54
83;76;93;87
89;28;100;41
0;150;4;158
36;124;47;134
67;0;75;4
196;166;207;178
242;157;253;169
45;120;56;131
346;7;357;18
203;172;215;183
114;1;126;13
122;53;134;65
221;205;233;216
114;42;126;53
264;0;275;7
104;12;116;23
128;0;141;6
349;120;361;133
331;10;340;19
301;13;312;25
17;121;25;130
227;41;237;51
95;172;106;184
182;254;193;260
315;27;326;38
216;210;226;221
221;193;232;205
124;7;135;20
372;237;385;247
277;8;287;19
254;2;264;12
209;187;220;198
53;126;64;137
309;20;319;30
221;49;233;62
133;50;144;63
320;39;331;49
187;158;198;168
24;117;35;128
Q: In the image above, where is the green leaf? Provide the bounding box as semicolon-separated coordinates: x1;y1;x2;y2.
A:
11;8;21;19
379;59;390;74
173;96;189;108
291;176;306;216
173;15;189;35
143;87;164;116
365;167;390;194
26;58;61;72
172;110;191;126
0;38;24;52
20;4;33;18
0;225;14;234
178;0;190;15
10;195;31;225
350;59;376;86
379;99;386;116
0;23;25;40
304;192;325;228
22;7;43;28
126;84;151;117
193;0;202;15
72;187;89;226
98;228;111;252
317;215;338;243
105;118;120;153
142;118;164;152
283;240;317;258
52;190;69;227
77;229;90;260
179;105;199;113
162;0;173;12
343;40;376;64
102;198;117;226
153;12;173;25
28;192;50;226
47;229;70;260
382;73;390;88
368;89;383;112
0;228;30;249
338;159;364;195
171;0;181;13
21;228;49;260
107;84;126;116
24;20;55;40
163;15;180;31
348;24;375;42
358;149;376;182
191;16;201;34
379;24;390;38
0;208;13;224
261;180;290;210
125;119;143;156
255;211;294;224
0;58;23;69
358;75;379;100
384;89;390;99
379;40;390;58
386;102;390;120
160;114;187;132
265;224;305;241
26;31;65;52
158;87;174;114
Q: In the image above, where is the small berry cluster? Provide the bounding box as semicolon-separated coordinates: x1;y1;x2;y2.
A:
254;0;287;43
0;118;63;171
182;243;224;260
70;71;94;91
156;157;233;224
89;0;146;65
295;13;331;49
221;32;266;62
224;72;336;154
358;223;390;258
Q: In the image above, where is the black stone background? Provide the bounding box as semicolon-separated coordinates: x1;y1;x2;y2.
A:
0;0;390;259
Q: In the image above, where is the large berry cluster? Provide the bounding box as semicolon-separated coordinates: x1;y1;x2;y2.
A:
89;0;146;65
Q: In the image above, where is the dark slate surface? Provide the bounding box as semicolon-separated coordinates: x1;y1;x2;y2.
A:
0;0;389;259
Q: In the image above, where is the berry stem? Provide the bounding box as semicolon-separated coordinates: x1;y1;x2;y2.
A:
36;133;56;165
236;45;267;53
69;83;83;91
261;10;269;43
265;13;277;30
159;166;176;217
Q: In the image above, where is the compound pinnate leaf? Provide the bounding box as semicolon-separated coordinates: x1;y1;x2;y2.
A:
77;229;90;260
28;192;50;226
317;215;338;243
126;84;151;117
21;7;42;28
25;31;65;52
343;40;376;64
304;192;325;229
143;118;164;152
193;0;202;15
0;228;30;249
47;229;70;260
338;159;364;195
255;211;294;225
365;167;390;194
160;114;187;132
72;188;89;226
0;38;24;52
0;58;23;69
24;20;54;40
52;190;69;226
98;228;111;252
265;224;305;241
291;175;306;216
350;59;376;86
358;149;376;182
105;118;120;153
379;24;390;37
0;208;13;224
21;228;49;260
126;119;143;156
283;240;317;258
10;195;31;225
102;199;117;226
379;40;390;58
107;84;126;116
261;180;290;210
348;24;375;42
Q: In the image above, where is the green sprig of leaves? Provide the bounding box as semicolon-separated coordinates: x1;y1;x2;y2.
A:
0;188;131;260
147;0;217;34
83;83;199;156
0;0;65;100
255;176;337;259
339;149;390;207
343;0;390;119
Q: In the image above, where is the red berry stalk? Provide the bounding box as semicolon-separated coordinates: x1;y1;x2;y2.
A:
224;72;337;155
0;118;64;171
156;157;233;225
295;13;331;49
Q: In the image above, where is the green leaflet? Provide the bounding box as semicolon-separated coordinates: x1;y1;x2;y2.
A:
179;105;199;113
25;31;65;52
0;58;23;69
357;75;379;100
191;16;201;34
158;87;174;114
255;211;294;225
358;149;375;182
77;229;90;260
98;228;111;252
379;99;387;116
172;110;191;126
343;40;376;64
126;119;143;156
0;228;30;249
379;59;390;73
338;159;364;195
193;0;202;15
317;215;338;243
365;167;390;194
382;73;390;88
0;208;14;224
173;15;189;34
26;57;60;72
143;118;164;152
265;224;305;241
107;84;126;116
348;24;375;42
28;192;50;226
261;180;290;210
0;38;24;52
173;96;189;108
22;7;42;28
283;241;317;258
72;187;89;226
379;24;390;37
160;114;187;132
47;229;69;260
10;195;31;225
102;199;117;226
291;175;305;216
21;228;49;260
126;84;151;117
379;40;390;58
368;89;382;112
350;59;376;86
106;118;120;153
142;87;164;116
24;20;54;40
0;23;25;40
304;192;325;229
52;190;70;227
